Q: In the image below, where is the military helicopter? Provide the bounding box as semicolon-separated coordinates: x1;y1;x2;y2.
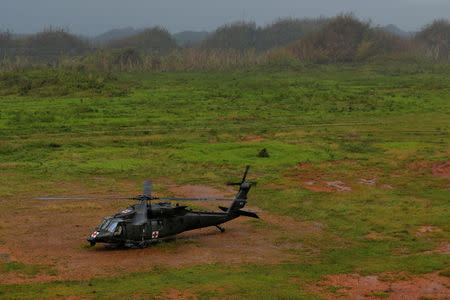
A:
36;166;258;247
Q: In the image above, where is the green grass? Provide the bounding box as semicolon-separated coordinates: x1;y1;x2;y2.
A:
0;261;54;276
0;61;449;298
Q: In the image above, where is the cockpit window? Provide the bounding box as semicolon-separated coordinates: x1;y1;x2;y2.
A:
106;221;118;233
98;219;110;230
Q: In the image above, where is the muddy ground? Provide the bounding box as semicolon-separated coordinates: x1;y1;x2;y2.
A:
0;182;448;299
308;272;450;300
0;183;316;284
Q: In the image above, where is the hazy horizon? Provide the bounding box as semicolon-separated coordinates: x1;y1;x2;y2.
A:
1;0;449;36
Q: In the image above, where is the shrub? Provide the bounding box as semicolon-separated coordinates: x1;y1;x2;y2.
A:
290;14;411;63
23;27;91;58
106;27;178;55
201;22;258;51
415;19;450;60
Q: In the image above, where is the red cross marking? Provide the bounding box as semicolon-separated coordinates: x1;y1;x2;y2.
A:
152;231;159;238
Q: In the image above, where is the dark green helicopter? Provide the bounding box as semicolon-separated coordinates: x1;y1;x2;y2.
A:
37;166;258;247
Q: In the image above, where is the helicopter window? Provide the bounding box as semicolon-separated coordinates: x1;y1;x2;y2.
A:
106;221;118;233
151;220;163;229
99;219;110;230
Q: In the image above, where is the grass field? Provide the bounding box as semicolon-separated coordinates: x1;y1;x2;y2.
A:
0;60;449;299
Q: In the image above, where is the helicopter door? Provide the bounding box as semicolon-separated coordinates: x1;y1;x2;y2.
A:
150;219;163;238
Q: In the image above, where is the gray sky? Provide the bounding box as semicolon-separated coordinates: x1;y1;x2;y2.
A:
1;0;449;36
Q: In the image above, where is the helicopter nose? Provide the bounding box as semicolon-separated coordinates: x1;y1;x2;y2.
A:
88;230;102;242
90;231;100;239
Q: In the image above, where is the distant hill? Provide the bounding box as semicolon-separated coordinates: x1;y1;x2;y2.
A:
383;24;413;38
94;27;140;44
173;31;209;46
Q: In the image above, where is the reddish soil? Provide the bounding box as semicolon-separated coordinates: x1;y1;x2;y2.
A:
290;161;401;193
289;162;354;193
432;161;450;180
416;226;443;235
236;135;263;143
410;161;450;181
0;183;316;284
155;289;198;300
309;272;450;299
363;233;388;241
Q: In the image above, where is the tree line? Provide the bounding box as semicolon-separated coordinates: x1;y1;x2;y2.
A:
0;15;449;72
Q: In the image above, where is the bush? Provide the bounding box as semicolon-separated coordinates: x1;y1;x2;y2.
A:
112;48;142;70
415;19;450;60
201;22;258;51
201;18;327;52
23;27;91;58
106;27;178;55
290;14;411;63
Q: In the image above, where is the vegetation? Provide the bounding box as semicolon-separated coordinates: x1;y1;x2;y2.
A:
0;13;448;298
415;19;450;60
201;18;327;51
290;14;410;63
0;60;448;298
1;15;449;73
106;27;178;55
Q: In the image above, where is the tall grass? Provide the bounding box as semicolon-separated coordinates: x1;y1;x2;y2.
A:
289;14;412;63
414;19;450;60
0;15;449;73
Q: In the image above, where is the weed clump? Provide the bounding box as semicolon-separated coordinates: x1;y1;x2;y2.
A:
258;148;270;158
0;69;132;97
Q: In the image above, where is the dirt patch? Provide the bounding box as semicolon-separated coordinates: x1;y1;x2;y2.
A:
236;135;263;143
289;161;358;193
156;289;198;300
326;181;352;192
436;242;450;254
423;242;450;255
410;161;450;181
0;182;318;284
291;162;399;193
363;233;388;241
416;226;443;236
299;180;335;192
360;178;376;186
432;161;450;180
309;272;450;299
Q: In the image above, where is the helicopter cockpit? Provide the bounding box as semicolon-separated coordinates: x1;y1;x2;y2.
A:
89;217;123;243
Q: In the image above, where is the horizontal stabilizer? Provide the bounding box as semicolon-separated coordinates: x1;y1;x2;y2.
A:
218;206;228;212
219;206;259;219
235;210;259;219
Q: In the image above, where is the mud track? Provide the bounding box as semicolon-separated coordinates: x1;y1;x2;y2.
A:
0;183;314;284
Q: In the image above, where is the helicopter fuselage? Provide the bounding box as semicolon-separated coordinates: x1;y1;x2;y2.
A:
87;202;238;247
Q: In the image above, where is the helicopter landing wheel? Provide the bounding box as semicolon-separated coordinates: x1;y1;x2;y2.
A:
216;225;225;233
137;241;148;248
90;241;96;247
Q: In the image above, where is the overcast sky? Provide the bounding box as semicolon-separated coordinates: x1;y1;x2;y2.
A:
1;0;449;36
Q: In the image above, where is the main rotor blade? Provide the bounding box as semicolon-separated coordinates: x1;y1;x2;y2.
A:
143;180;152;197
35;196;134;200
158;197;234;201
